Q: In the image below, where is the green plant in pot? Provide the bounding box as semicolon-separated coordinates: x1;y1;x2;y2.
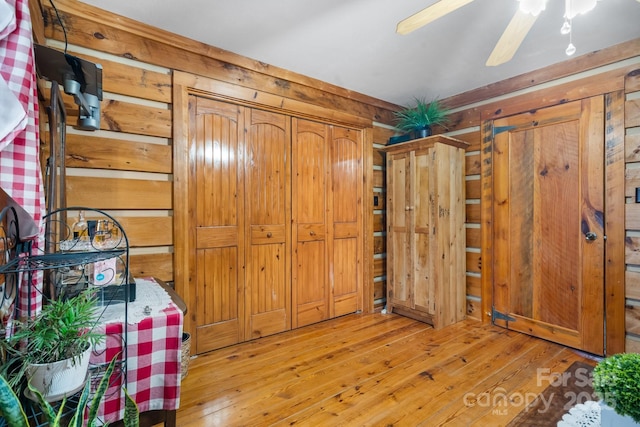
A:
393;97;450;140
0;288;104;399
593;352;640;425
0;354;139;427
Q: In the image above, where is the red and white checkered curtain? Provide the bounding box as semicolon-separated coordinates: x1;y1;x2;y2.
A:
0;0;45;318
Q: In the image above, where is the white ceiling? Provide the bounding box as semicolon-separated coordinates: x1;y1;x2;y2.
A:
79;0;640;107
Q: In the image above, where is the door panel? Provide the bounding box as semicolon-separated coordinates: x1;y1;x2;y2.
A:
195;247;240;352
295;240;328;326
387;154;412;309
414;150;431;314
244;109;291;339
492;97;605;355
190;96;245;354
330;127;362;317
292;119;328;328
333;238;358;315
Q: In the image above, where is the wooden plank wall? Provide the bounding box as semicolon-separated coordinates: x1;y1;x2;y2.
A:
31;0;398;293
29;0;640;349
371;126;393;309
624;70;640;350
37;41;176;282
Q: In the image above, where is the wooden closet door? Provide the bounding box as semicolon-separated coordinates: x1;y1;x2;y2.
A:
189;96;245;354
244;109;291;339
292;119;329;328
292;119;363;327
330;126;363;317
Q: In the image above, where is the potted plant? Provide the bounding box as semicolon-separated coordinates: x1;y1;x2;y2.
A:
593;352;640;426
1;288;104;399
0;355;139;427
392;97;450;141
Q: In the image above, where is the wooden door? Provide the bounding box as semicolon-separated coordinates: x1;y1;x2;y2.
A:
189;96;245;354
292;119;329;328
329;126;363;317
491;97;605;355
292;120;363;327
386;151;415;312
244;109;291;339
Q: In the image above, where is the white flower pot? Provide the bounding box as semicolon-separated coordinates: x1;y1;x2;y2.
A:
600;400;640;427
26;345;91;401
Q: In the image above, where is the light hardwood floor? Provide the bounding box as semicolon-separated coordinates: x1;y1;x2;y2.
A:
176;313;598;426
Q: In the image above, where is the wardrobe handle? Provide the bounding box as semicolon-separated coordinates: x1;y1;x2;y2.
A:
266;232;272;238
309;231;315;236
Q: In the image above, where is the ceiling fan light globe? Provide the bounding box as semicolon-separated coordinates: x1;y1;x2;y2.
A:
565;0;599;19
518;0;547;16
566;42;577;56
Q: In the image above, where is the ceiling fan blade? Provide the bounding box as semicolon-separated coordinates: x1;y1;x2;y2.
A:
486;9;538;66
397;0;476;35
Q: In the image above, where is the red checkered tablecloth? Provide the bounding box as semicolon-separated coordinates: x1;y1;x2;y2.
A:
0;0;45;319
90;278;183;424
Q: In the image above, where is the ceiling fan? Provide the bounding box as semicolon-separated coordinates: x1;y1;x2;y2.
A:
396;0;604;66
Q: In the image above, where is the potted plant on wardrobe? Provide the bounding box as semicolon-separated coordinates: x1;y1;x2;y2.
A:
593;352;640;426
2;288;104;400
392;97;450;142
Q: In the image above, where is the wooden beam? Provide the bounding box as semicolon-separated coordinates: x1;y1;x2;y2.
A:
363;127;375;314
480;121;494;323
445;38;640;109
605;90;626;355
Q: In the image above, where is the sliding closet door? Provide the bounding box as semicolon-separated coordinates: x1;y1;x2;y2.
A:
244;109;291;339
292;119;329;328
292;119;363;328
189;96;245;354
330;126;363;317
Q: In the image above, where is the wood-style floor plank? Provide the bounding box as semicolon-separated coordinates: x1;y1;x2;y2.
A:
175;313;597;426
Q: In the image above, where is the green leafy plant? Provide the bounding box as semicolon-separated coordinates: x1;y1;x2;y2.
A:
393;97;450;134
0;288;104;389
593;352;640;422
0;354;139;427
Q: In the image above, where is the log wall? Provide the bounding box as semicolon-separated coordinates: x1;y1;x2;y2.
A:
624;70;640;351
28;0;640;351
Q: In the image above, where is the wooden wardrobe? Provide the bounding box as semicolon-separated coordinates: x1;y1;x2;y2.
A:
186;96;364;354
383;135;467;329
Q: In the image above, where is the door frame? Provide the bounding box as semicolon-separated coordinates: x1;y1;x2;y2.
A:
479;92;626;355
172;71;375;336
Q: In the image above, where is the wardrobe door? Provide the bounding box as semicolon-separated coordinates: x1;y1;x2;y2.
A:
244;109;291;339
330;126;362;317
189;96;245;354
292;119;329;328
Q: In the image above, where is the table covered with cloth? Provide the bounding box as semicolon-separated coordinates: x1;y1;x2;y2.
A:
90;277;183;424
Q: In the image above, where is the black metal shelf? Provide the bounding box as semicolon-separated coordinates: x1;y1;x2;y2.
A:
0;248;126;274
0;206;131;426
